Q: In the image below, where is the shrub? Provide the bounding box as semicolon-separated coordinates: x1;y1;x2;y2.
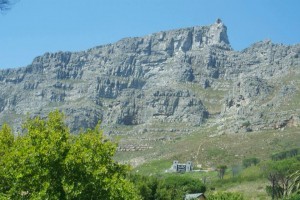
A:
207;191;244;200
242;157;260;168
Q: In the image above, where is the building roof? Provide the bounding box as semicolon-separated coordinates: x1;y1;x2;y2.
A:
185;193;205;200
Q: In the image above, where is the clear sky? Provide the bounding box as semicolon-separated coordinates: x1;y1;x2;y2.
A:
0;0;299;69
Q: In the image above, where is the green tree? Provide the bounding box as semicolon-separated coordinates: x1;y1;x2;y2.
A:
134;175;173;200
271;148;300;161
0;123;14;155
0;123;14;196
2;111;71;199
64;124;139;199
262;158;300;199
129;174;206;200
0;110;140;199
242;157;260;168
217;165;227;179
163;175;206;199
138;182;153;200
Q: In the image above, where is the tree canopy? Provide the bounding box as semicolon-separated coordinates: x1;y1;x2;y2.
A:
0;110;140;199
263;158;300;199
129;174;206;200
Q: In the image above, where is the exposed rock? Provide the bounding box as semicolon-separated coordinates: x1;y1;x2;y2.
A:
0;20;300;135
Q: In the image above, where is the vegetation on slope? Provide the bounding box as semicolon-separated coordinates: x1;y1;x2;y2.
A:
1;111;299;199
0;111;140;199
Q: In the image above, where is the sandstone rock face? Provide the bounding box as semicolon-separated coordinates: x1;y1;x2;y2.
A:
0;20;300;133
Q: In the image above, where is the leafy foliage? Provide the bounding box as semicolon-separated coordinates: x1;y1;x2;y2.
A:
283;193;300;200
286;170;300;198
271;148;300;161
217;165;227;179
207;191;244;200
0;123;14;155
262;157;300;199
0;111;140;199
129;174;206;200
0;123;14;196
242;157;260;168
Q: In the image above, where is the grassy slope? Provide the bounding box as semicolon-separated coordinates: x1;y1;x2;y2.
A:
114;71;300;199
116;125;299;199
118;125;300;169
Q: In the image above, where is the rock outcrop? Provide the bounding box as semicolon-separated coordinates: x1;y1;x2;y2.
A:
0;19;300;134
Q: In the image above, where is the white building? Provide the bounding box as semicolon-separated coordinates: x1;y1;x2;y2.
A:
172;160;193;172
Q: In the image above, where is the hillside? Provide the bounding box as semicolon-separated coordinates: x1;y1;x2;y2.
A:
0;19;299;153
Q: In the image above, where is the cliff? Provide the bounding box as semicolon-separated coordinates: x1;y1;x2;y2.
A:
1;19;300;134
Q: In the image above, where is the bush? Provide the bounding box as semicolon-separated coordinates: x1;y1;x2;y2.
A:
207;191;244;200
129;174;206;200
164;175;206;194
262;158;300;200
241;121;251;127
242;157;260;168
271;148;300;161
284;193;300;200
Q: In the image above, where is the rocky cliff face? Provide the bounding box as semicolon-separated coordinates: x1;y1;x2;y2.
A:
1;19;300;134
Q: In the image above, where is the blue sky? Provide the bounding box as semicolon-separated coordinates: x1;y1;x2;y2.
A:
0;0;299;69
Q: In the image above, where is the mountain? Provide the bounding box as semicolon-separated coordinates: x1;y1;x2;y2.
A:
1;19;300;136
